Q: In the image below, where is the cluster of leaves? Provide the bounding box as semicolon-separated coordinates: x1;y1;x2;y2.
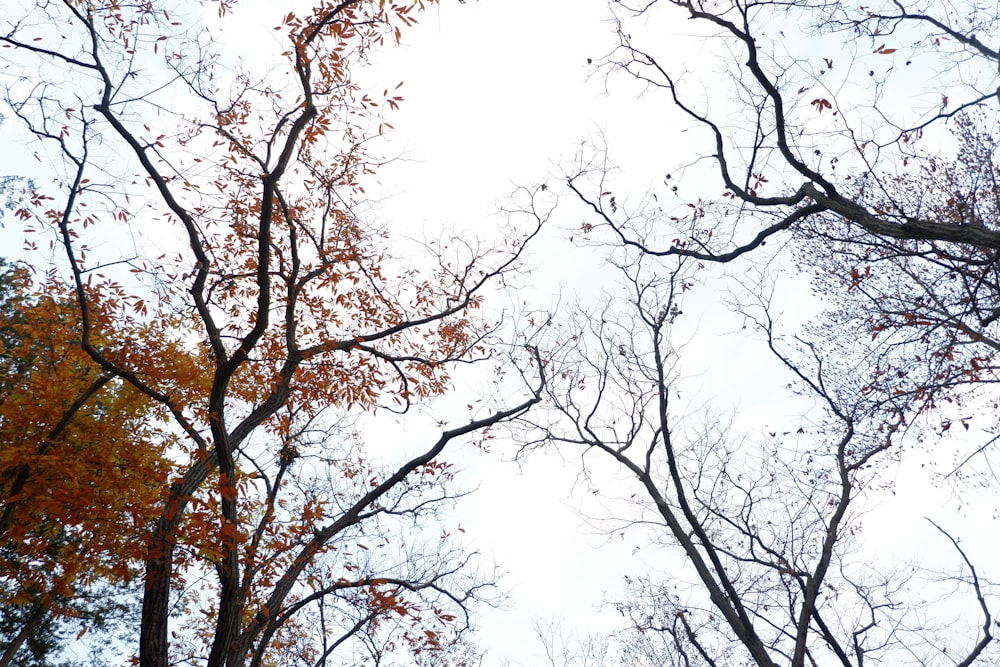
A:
0;261;178;666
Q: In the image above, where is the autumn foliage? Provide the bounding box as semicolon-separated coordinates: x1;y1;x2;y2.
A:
0;266;174;662
0;0;541;665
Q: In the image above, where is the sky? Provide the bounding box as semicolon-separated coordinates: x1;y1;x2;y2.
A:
355;2;1000;664
2;0;998;664
356;3;658;661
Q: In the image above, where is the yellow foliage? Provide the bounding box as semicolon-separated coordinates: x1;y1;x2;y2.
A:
0;268;173;615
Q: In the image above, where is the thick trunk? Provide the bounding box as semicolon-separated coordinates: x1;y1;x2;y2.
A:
139;525;174;667
140;458;214;667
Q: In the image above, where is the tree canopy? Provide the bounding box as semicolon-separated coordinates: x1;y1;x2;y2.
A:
1;0;542;665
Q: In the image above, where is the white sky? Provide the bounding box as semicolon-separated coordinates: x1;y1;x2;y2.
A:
2;0;998;664
357;2;1000;664
358;5;648;661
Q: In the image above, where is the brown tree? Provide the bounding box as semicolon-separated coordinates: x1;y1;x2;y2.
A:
1;1;544;665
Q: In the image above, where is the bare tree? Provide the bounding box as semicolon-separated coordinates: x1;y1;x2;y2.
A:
527;255;994;666
574;0;1000;257
536;0;1000;663
566;0;1000;422
530;616;613;667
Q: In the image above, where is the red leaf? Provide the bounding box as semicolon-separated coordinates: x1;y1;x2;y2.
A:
810;98;832;113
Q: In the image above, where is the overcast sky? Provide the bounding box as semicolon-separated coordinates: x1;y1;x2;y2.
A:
357;2;1000;664
359;4;644;661
2;0;997;664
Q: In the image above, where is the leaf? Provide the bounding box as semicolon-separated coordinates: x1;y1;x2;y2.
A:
811;98;832;113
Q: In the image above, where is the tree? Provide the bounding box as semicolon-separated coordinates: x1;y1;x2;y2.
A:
530;0;1000;664
529;254;993;666
568;0;1000;423
0;261;174;667
0;1;544;665
795;109;1000;467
